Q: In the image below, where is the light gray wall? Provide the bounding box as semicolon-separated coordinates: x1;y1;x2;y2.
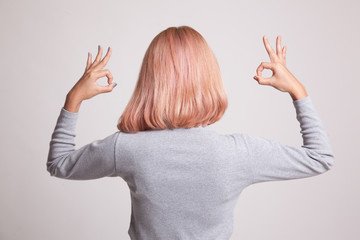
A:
0;0;359;239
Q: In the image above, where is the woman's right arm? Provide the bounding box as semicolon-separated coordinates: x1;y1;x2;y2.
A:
235;95;334;184
233;35;335;184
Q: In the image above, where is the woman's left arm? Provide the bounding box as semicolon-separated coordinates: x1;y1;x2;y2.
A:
47;45;119;180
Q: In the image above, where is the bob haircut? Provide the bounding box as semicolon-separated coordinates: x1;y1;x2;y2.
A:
117;25;228;133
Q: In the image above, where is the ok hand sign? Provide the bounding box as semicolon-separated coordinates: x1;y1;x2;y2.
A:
253;35;307;100
64;45;117;113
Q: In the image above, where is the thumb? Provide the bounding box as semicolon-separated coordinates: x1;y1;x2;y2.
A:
254;61;275;86
98;82;117;93
253;75;273;86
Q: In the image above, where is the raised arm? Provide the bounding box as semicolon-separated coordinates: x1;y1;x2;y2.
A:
47;108;119;180
47;45;119;179
233;35;334;184
237;95;334;184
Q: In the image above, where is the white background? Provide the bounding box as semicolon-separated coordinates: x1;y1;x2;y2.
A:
0;0;359;239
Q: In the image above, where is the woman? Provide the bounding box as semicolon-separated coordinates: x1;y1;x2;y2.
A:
47;26;334;240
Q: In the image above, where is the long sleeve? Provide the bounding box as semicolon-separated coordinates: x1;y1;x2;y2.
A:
234;95;335;185
46;108;119;180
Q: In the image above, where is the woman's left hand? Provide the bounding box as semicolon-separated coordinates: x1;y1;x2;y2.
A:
64;45;117;113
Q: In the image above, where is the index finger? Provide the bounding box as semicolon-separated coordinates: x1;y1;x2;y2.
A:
263;35;276;59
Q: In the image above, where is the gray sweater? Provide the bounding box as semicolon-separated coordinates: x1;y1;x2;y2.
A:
47;95;334;240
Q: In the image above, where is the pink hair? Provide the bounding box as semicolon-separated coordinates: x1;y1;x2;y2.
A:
117;26;228;133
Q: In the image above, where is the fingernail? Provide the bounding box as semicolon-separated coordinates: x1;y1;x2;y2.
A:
108;46;110;51
98;45;100;50
113;83;117;88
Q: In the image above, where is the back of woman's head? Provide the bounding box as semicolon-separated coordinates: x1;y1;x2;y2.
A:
117;25;228;133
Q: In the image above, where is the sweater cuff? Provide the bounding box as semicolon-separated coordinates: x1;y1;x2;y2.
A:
292;95;316;117
292;95;311;108
60;107;79;120
53;108;79;134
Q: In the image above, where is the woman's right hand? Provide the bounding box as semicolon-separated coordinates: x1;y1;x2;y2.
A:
253;35;308;101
